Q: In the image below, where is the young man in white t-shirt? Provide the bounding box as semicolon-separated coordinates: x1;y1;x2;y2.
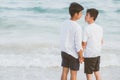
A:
60;2;84;80
82;8;103;80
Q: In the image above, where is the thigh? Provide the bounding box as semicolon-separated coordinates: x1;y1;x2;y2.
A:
86;74;92;80
94;56;100;71
62;67;69;75
70;69;77;80
84;57;98;74
69;55;80;71
61;52;70;68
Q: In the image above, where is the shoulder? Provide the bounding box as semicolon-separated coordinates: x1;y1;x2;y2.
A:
74;22;82;30
62;20;69;25
95;23;103;31
84;25;89;32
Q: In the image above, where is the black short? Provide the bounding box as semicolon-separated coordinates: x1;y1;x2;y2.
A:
61;51;80;71
84;56;100;74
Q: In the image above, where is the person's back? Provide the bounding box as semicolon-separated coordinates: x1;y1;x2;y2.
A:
60;20;82;58
84;23;103;57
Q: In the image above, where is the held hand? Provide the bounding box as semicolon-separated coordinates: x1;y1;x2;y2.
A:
79;57;84;64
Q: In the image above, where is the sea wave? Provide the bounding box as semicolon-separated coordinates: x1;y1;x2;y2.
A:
0;52;119;68
0;6;68;14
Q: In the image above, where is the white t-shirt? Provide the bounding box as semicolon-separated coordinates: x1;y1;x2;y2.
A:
60;20;83;59
83;23;103;58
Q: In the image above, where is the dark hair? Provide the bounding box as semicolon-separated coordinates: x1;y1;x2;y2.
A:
87;8;99;21
69;2;84;17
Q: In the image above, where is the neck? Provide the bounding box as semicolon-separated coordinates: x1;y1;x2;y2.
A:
70;17;77;21
88;20;94;24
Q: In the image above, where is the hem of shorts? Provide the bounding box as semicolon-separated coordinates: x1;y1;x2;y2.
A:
61;65;79;71
84;56;100;58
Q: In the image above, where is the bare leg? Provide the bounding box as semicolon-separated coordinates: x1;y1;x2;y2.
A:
86;74;92;80
61;67;69;80
94;71;101;80
70;70;77;80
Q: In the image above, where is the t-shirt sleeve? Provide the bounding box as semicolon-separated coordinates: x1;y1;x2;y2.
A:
83;28;88;42
74;28;83;52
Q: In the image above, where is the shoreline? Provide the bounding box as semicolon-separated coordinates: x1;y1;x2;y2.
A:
0;66;119;80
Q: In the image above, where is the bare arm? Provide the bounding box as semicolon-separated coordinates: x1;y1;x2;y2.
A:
82;41;87;50
78;50;83;58
78;50;83;64
74;28;84;63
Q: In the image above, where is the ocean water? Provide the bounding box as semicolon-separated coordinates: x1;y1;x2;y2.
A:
0;0;120;68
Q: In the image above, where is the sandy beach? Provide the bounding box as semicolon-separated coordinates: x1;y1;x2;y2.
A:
0;66;119;80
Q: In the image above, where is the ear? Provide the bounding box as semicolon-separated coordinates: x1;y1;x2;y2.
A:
91;16;94;20
74;13;78;16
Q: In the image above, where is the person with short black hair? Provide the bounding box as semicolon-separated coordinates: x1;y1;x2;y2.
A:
60;2;84;80
82;8;103;80
86;8;99;21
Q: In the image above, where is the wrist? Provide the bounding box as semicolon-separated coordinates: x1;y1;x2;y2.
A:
79;56;83;59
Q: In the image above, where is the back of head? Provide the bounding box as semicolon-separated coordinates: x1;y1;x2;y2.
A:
69;2;84;17
87;8;99;21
